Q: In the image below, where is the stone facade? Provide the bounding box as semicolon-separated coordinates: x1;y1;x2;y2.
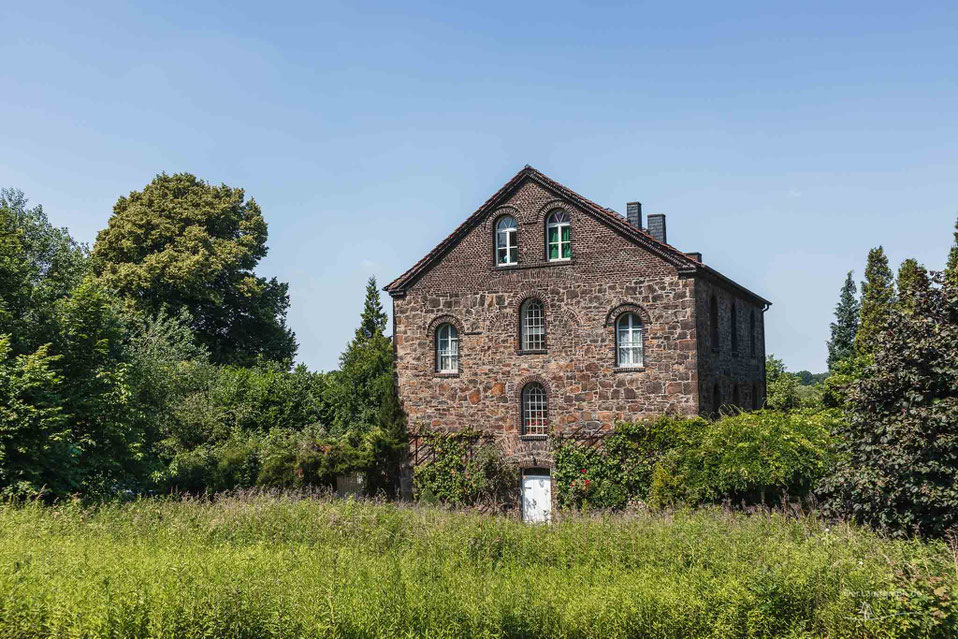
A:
386;167;768;467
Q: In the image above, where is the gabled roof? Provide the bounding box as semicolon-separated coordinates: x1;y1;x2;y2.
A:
384;166;770;306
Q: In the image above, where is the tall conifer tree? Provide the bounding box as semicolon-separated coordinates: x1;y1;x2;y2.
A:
356;276;388;341
855;247;895;357
826;272;860;370
896;258;929;314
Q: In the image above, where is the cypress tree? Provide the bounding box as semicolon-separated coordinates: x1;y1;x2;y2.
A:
855;246;895;357
826;272;860;370
896;258;929;314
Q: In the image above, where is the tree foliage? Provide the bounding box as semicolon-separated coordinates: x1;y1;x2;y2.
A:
821;272;958;537
855;246;895;357
826;271;859;370
0;189;88;351
92;173;296;366
897;258;929;314
324;277;403;437
765;354;800;410
551;412;834;511
946;217;958;287
0;337;68;497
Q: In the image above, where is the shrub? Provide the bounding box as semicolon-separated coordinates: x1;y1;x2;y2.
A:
413;432;518;507
821;272;958;538
160;427;386;494
658;409;837;506
554;411;834;510
553;417;704;510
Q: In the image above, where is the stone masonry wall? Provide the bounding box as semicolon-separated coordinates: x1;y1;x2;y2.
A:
391;179;701;463
694;277;767;415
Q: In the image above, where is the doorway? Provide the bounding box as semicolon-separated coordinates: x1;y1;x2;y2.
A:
521;469;552;523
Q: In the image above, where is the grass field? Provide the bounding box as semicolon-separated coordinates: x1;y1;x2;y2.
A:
0;493;955;638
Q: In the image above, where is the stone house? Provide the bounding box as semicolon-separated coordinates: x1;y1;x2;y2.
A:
385;166;770;520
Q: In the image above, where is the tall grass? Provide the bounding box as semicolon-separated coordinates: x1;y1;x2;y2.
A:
0;493;955;638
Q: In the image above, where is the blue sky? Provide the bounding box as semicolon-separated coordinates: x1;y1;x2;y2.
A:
2;0;955;372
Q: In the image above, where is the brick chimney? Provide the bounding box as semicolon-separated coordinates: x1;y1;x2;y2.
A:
647;213;667;244
626;201;642;229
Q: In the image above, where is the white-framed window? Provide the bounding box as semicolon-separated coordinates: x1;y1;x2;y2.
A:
522;382;547;436
546;210;571;261
496;215;518;265
521;299;545;351
616;312;644;367
435;323;459;373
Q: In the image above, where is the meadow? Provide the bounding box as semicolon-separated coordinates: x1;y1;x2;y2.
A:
0;493;955;638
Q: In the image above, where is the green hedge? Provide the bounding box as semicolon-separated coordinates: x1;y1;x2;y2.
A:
554;410;837;510
159;426;403;495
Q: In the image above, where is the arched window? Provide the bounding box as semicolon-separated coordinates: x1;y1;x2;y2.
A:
521;299;545;351
752;383;761;410
730;303;739;355
749;310;756;358
522;382;548;435
546;210;571;261
712;382;721;416
732;384;741;409
709;295;720;352
435;323;459;373
495;215;518;266
616;312;644;367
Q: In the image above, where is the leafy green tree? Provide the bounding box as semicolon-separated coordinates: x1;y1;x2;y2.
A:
855;247;895;357
896;258;929;315
0;337;69;497
794;371;828;386
826;272;859;371
92;173;296;366
821;272;958;537
50;279;159;494
0;189;88;351
765;354;799;410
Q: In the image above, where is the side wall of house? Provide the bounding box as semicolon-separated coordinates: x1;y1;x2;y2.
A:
392;179;699;459
694;277;767;414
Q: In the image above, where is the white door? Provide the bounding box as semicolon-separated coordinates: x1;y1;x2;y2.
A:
521;472;552;523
